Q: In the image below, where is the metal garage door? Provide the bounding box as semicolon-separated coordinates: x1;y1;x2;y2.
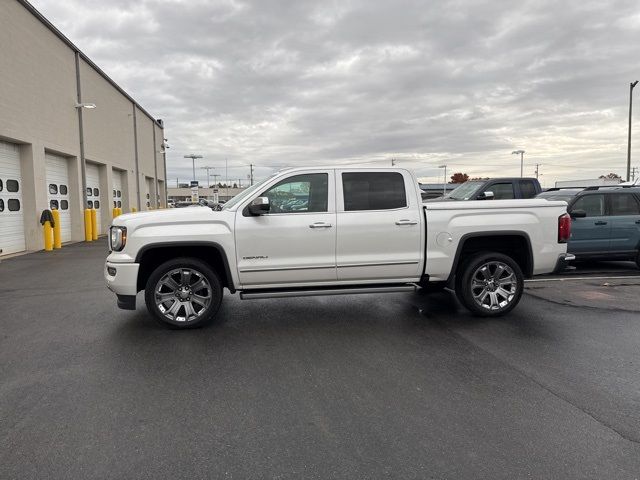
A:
112;169;123;211
45;153;72;243
86;163;101;234
145;177;153;209
0;141;26;256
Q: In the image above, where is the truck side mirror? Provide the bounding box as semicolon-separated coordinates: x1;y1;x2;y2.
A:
478;191;494;200
570;209;586;218
248;196;270;215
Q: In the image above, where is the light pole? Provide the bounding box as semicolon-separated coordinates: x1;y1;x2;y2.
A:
627;81;638;181
201;166;215;187
512;150;525;177
184;154;202;182
438;165;447;195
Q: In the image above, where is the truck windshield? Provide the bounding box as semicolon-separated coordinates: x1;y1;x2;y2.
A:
446;181;484;200
222;174;277;210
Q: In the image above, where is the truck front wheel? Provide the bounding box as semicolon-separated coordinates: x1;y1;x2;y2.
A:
144;257;223;329
455;252;524;317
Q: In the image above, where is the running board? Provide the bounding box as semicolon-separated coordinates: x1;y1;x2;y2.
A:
239;284;416;300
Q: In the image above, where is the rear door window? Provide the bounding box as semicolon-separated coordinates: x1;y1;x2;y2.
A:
519;180;538;198
342;172;407;211
609;193;640;215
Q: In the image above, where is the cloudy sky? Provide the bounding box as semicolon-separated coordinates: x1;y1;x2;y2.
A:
32;0;640;186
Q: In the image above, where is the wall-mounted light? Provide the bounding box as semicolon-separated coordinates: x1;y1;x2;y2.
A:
75;102;96;109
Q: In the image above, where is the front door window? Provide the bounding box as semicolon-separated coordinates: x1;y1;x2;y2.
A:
261;174;328;213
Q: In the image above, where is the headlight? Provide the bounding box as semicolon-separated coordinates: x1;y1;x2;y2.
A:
109;226;127;251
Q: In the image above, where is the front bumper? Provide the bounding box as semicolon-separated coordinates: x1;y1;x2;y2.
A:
553;253;576;273
105;261;140;296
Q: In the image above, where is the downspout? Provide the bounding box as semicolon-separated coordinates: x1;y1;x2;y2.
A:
75;51;88;209
132;103;141;210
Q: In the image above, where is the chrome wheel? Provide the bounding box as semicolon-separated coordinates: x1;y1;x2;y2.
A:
470;261;517;311
154;268;212;323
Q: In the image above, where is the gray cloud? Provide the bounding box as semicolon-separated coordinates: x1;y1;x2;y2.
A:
32;0;640;186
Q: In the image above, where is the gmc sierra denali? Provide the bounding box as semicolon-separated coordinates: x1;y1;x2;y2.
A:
105;167;572;329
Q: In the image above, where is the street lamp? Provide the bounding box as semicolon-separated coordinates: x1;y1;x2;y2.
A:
438;165;447;194
183;154;203;182
627;80;638;181
512;150;525;177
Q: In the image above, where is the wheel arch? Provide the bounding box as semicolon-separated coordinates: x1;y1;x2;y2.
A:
135;242;235;293
447;231;534;286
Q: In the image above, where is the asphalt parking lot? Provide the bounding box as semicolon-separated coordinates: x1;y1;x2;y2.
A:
1;240;640;479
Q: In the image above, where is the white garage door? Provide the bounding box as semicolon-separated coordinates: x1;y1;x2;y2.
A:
112;169;123;211
145;177;153;209
86;163;102;234
45;153;72;243
0;141;26;256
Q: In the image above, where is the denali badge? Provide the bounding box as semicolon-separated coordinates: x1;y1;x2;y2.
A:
242;256;269;260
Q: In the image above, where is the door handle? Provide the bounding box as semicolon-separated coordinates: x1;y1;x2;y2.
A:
309;222;333;228
395;219;418;226
594;221;607;225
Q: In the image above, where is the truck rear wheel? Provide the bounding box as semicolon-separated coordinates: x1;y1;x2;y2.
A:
144;257;223;329
455;252;523;317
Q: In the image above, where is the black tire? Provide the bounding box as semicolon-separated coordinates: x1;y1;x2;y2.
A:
144;257;223;329
455;252;524;317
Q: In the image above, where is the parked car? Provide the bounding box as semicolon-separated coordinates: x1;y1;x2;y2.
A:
536;186;640;268
173;201;199;208
105;167;570;329
426;177;542;202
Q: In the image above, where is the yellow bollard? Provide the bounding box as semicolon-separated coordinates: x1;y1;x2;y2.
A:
117;207;123;217
84;209;93;242
112;207;118;219
52;210;62;249
131;207;137;213
91;209;98;240
43;221;53;251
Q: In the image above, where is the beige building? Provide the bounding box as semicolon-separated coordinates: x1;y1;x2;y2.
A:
0;0;167;256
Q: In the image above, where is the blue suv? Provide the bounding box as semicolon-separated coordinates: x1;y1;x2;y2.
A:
536;186;640;268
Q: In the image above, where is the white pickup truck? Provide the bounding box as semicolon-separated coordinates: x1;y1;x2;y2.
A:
105;167;573;329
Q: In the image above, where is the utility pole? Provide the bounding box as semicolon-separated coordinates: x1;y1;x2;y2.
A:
631;166;638;182
249;164;254;186
627;80;638;181
238;178;242;188
534;163;542;179
512;150;525;177
183;154;203;182
201;166;215;187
